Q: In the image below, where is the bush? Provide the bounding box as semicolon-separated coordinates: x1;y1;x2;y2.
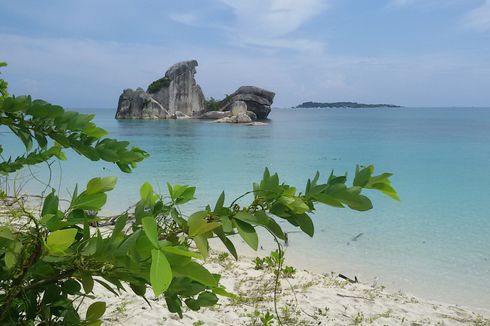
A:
0;62;399;324
204;94;232;111
147;76;171;94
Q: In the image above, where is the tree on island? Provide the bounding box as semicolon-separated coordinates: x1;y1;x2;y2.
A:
296;101;402;108
0;62;399;324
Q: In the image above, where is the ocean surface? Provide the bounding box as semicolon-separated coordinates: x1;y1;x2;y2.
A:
4;107;490;310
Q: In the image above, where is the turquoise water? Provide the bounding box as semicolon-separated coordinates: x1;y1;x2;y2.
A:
4;107;490;310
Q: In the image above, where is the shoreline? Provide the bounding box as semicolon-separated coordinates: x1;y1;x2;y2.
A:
78;250;490;325
6;193;490;320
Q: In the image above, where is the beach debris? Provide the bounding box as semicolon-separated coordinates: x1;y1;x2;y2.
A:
351;232;364;242
338;274;359;284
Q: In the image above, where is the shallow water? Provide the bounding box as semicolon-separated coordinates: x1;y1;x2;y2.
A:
4;107;490;310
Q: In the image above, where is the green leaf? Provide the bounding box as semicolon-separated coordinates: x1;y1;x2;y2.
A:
212;287;238;299
188;211;221;237
4;250;16;269
0;226;15;240
294;213;314;237
174;185;196;205
194;235;209;258
85;301;106;321
41;190;59;216
81;273;94;293
71;192;107;210
254;211;285;241
61;279;81;295
235;219;258;250
214;191;225;213
353;165;373;187
196;292;218;307
110;213;128;241
86;176;117;195
140;182;153;201
46;228;78;254
150;249;172;297
160;245;202;259
214;228;238;260
220;215;233;233
173;261;217;288
142;216;159;248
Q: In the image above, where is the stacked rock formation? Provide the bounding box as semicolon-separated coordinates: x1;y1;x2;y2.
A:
219;86;275;120
115;60;275;123
115;60;205;119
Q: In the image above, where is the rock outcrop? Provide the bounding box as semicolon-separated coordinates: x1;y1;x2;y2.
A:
220;86;275;119
115;60;205;119
115;61;275;124
215;101;253;124
115;88;169;119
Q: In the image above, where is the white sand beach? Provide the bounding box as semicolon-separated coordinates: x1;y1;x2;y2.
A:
83;250;490;326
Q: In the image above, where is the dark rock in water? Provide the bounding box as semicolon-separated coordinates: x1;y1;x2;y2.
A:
220;86;275;119
115;60;205;119
115;88;168;119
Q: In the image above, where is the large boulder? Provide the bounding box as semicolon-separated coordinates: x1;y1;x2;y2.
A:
115;60;205;119
150;60;205;116
220;86;275;119
115;88;169;119
230;101;248;116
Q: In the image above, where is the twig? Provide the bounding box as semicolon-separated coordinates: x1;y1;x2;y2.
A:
336;294;374;302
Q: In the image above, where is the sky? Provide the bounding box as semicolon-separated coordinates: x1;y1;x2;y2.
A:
1;0;490;108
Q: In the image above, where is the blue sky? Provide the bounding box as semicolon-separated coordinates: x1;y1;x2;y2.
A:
1;0;490;107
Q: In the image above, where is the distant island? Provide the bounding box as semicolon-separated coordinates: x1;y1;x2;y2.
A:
295;101;402;108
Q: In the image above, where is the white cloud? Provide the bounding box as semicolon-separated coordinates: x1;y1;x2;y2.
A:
463;0;490;31
217;0;328;52
169;12;199;26
2;32;490;108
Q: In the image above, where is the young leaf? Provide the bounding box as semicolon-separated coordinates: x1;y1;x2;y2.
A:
150;249;172;297
46;228;78;254
173;261;218;288
188;211;221;237
86;176;117;195
71;193;107;210
142;216;159;248
41;190;59;216
140;182;154;201
214;191;225;213
193;235;209;258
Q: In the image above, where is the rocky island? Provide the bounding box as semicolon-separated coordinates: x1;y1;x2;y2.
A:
296;101;402;108
115;60;275;124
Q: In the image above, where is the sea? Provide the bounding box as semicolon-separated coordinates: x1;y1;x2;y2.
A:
3;107;490;310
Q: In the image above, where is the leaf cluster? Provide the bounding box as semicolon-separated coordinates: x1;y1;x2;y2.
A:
147;76;171;94
0;64;399;324
0;66;148;175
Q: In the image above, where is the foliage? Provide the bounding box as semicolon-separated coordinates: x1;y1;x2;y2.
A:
260;311;276;325
0;62;8;100
147;76;171;94
0;76;147;175
295;101;402;109
204;94;232;111
254;250;296;278
0;65;399;324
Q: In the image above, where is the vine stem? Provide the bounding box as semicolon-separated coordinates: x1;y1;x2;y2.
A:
273;236;284;326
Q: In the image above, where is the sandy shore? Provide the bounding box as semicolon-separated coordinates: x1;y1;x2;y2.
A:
80;250;490;326
3;196;489;325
